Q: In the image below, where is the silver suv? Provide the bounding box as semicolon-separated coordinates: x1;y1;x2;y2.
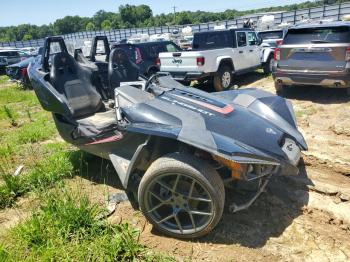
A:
272;22;350;95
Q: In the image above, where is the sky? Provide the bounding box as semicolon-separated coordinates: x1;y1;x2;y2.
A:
0;0;309;27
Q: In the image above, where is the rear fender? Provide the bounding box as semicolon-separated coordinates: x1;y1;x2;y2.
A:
215;57;234;72
261;47;274;63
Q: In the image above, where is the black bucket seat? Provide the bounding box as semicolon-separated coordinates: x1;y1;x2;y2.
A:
108;48;139;90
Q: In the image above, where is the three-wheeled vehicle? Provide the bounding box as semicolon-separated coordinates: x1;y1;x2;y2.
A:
28;36;307;239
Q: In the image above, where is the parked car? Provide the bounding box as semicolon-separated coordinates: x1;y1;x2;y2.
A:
5;47;43;89
29;36;307;239
6;57;34;88
159;28;273;91
0;50;21;74
112;41;182;77
258;29;287;73
272;22;350;95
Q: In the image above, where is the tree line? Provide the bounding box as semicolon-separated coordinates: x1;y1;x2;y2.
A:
0;0;346;42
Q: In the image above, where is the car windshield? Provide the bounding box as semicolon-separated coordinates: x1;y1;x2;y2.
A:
259;30;284;40
284;26;350;44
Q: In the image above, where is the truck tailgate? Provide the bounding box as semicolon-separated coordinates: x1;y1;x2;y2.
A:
160;51;203;72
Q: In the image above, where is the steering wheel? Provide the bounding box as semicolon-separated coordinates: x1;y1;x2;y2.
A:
144;73;159;92
144;72;171;92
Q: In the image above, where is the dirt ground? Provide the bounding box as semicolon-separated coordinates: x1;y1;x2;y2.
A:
1;73;350;261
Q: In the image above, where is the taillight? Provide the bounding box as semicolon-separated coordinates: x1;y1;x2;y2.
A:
276;40;283;46
155;57;161;66
345;47;350;61
197;56;205;66
21;68;27;77
274;48;281;61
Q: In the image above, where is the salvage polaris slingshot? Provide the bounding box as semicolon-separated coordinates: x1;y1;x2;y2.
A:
28;37;307;239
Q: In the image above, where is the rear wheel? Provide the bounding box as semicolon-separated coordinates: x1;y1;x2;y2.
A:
213;66;233;91
263;55;273;75
138;153;225;239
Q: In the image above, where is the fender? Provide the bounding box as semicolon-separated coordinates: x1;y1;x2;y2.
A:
261;47;274;63
215;56;234;72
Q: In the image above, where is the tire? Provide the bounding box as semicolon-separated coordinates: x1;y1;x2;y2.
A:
274;81;287;96
263;55;273;75
213;65;233;92
138;152;225;239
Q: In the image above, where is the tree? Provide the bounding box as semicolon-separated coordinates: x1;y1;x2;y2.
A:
22;34;33;41
101;20;112;30
53;16;89;35
86;22;96;31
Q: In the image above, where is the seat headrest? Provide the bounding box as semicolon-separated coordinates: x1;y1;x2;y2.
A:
110;48;133;67
52;52;77;74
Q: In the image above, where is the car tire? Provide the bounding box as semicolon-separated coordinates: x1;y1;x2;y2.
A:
213;65;233;92
263;55;273;75
138;152;225;239
274;81;287;96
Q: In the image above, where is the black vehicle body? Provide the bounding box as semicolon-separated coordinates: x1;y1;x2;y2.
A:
272;22;350;95
112;41;182;77
28;37;307;238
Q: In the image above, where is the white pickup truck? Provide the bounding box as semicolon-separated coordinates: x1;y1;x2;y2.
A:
159;28;274;91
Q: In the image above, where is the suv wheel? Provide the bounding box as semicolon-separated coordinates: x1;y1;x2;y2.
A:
214;66;232;91
138;153;225;239
263;55;273;75
274;81;287;96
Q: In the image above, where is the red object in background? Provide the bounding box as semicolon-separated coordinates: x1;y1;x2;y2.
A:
21;67;28;77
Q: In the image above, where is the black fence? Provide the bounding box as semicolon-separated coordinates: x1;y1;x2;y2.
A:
1;2;350;48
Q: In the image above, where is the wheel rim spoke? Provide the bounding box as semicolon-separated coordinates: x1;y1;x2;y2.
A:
188;196;212;203
157;213;175;224
172;174;180;192
189;210;213;216
188;180;195;197
149;191;165;203
189;212;197;232
174;214;184;234
156;180;173;192
147;202;166;213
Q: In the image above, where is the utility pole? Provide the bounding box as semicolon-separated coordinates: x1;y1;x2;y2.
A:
173;6;177;24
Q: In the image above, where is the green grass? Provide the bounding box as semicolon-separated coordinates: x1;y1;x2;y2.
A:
295;107;317;118
0;188;173;262
0;145;77;209
0;78;172;261
0;76;9;85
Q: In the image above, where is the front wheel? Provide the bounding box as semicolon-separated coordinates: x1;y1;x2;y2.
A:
138;153;225;239
213;66;233;92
